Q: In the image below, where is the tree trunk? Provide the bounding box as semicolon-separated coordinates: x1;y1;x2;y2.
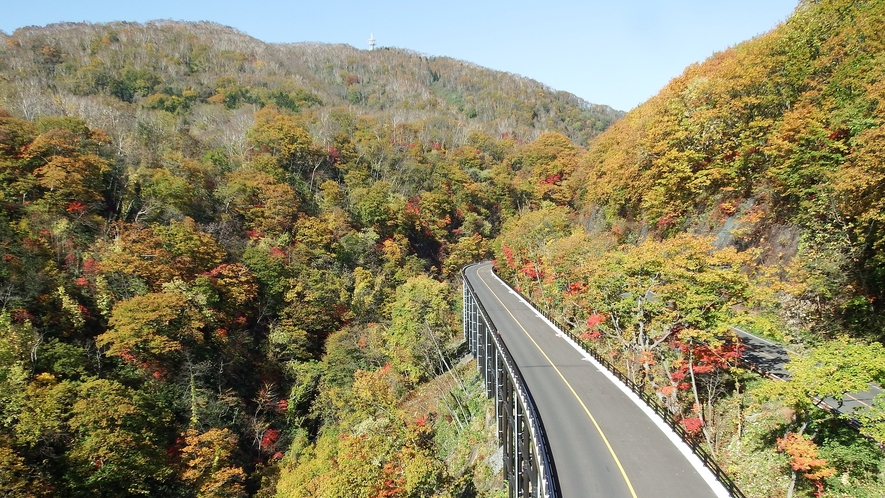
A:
786;470;797;498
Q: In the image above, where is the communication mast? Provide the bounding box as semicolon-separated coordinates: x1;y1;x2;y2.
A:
368;33;376;50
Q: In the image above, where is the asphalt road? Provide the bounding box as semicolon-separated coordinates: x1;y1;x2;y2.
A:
465;262;726;498
732;327;883;419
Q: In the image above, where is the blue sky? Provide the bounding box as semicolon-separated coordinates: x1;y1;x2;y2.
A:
2;1;799;111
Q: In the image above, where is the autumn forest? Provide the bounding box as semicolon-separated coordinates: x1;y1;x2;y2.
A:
2;0;885;496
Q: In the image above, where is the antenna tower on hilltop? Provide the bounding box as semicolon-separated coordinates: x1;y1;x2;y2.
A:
368;33;376;50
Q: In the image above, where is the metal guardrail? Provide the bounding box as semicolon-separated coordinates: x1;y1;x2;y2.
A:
494;267;747;498
462;264;560;498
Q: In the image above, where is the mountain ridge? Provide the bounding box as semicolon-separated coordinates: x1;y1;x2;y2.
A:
0;20;623;149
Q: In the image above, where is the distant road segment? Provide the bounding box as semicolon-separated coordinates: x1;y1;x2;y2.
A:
732;327;883;421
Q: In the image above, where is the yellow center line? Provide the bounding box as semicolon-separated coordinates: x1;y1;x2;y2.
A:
475;266;639;498
844;392;871;408
743;343;776;359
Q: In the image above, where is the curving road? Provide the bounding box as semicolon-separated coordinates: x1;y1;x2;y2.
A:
733;327;883;422
465;262;728;498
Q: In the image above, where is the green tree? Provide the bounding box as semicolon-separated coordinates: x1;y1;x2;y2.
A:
64;378;173;496
385;275;456;384
756;337;885;443
97;289;206;361
22;122;110;214
97;219;226;295
0;111;38;204
217;168;298;236
442;233;489;278
247;107;318;173
0;444;52;497
276;367;449;498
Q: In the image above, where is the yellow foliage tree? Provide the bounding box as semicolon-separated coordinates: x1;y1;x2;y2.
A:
180;428;247;498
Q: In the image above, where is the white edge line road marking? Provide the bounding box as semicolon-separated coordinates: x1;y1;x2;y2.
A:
486;267;732;498
732;326;800;356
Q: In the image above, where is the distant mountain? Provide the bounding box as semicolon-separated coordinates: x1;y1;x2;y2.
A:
0;20;623;148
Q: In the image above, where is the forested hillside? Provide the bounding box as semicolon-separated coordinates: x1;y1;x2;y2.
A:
4;0;885;497
0;19;622;497
568;0;885;339
495;0;885;496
